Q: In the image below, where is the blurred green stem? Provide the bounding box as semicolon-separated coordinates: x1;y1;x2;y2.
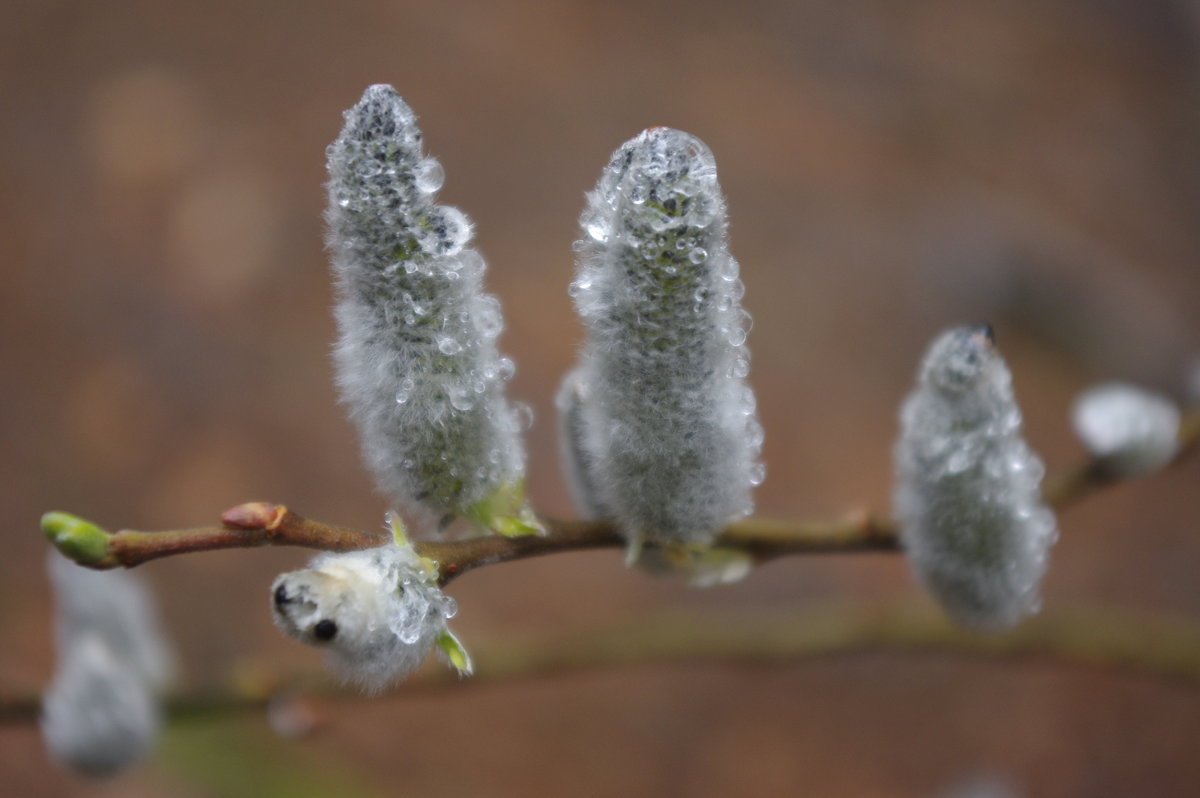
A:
5;602;1200;724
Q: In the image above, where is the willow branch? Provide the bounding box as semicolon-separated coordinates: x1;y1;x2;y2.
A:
5;602;1200;724
1042;402;1200;506
40;503;388;570
43;405;1198;583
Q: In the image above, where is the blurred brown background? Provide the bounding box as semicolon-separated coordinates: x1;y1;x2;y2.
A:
3;1;1199;796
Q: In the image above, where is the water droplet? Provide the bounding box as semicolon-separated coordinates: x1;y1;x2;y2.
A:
689;247;707;264
415;158;445;193
748;462;766;486
459;249;485;279
718;258;739;282
586;222;609;242
395;377;416;405
436;207;470;257
448;385;475;411
497;357;516;381
578;278;594;293
746;419;765;448
438;337;462;355
582;208;611;243
477;296;503;339
441;596;458;619
337;196;351;209
514;402;535;430
739;385;757;415
727;327;747;347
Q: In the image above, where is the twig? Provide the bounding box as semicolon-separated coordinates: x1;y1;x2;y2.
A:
5;602;1200;724
42;406;1198;584
40;503;387;570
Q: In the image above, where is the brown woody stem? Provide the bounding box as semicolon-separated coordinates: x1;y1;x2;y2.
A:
49;406;1198;585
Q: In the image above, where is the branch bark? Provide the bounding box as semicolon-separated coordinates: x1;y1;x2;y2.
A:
43;405;1198;586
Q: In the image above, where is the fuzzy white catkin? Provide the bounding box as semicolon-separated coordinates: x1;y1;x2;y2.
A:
45;553;173;690
568;127;763;549
41;634;160;776
326;84;525;528
271;542;458;693
41;556;172;775
1072;382;1180;477
893;325;1057;629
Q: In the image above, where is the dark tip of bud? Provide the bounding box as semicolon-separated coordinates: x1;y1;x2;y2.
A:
274;584;291;607
313;619;338;642
972;322;996;345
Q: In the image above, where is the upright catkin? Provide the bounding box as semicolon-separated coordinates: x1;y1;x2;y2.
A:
893;325;1057;628
567;127;763;551
326;85;526;532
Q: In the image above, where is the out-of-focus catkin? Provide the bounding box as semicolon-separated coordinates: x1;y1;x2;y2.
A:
41;555;173;775
1072;382;1180;477
893;325;1057;629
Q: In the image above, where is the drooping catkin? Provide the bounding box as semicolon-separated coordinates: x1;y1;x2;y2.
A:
271;518;467;693
326;85;527;532
41;555;172;775
45;553;172;690
893;325;1057;629
41;634;160;776
567;127;763;551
